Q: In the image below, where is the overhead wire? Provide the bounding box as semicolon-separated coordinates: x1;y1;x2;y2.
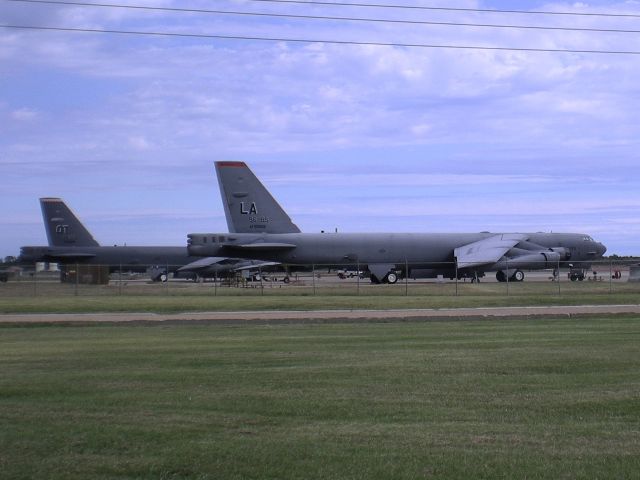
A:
3;0;640;55
5;0;640;35
237;0;640;19
3;24;640;55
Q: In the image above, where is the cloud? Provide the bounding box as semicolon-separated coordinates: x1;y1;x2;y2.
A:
128;135;153;151
11;108;39;121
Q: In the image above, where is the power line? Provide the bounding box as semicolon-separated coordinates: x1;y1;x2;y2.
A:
3;24;640;55
6;0;640;35
240;0;640;19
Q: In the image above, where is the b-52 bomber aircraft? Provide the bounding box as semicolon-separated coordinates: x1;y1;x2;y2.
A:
187;161;607;283
19;198;277;282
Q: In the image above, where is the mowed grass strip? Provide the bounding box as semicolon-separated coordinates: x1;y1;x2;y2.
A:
1;273;639;315
1;286;640;314
1;318;639;479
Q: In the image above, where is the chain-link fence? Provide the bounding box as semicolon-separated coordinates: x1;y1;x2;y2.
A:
1;260;638;298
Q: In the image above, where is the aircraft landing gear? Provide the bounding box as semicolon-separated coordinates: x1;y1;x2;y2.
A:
511;270;525;282
370;272;399;284
496;270;524;282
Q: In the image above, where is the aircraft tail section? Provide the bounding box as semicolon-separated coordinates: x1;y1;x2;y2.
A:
40;198;100;247
215;161;301;234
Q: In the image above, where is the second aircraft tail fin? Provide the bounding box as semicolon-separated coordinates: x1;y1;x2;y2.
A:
40;198;100;247
215;162;301;234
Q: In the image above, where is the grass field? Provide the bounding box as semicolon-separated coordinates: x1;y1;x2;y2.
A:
1;278;639;314
2;317;639;479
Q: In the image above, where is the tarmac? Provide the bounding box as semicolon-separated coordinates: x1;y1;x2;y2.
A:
2;304;640;325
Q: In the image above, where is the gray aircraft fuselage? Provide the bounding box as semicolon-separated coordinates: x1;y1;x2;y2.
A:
20;245;197;269
22;196;275;279
188;231;606;271
189;161;607;283
19;245;274;278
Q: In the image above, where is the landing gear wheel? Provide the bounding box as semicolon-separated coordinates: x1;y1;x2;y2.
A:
496;271;507;283
283;276;290;284
511;270;525;282
160;273;168;283
370;274;381;284
386;272;398;284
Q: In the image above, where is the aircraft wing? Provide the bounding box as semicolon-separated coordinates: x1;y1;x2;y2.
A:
178;257;281;273
455;234;528;269
177;257;234;272
232;261;280;271
224;242;297;250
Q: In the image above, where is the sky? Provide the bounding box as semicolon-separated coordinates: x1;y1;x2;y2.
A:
1;0;639;258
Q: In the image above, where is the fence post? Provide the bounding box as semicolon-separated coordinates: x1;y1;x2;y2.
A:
454;261;458;297
356;260;360;296
557;258;561;296
259;267;264;296
506;258;510;297
609;259;613;294
312;264;316;296
405;258;408;297
75;262;79;296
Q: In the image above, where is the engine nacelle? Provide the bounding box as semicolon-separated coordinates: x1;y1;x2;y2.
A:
550;247;571;260
492;251;561;271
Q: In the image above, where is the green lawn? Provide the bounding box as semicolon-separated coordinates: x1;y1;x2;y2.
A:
0;278;639;313
1;317;639;479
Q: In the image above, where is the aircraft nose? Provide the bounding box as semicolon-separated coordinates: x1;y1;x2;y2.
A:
597;242;607;256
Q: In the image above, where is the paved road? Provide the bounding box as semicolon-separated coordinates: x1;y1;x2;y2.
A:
2;305;640;325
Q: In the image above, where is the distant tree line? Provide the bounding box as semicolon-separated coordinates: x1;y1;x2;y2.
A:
605;254;640;264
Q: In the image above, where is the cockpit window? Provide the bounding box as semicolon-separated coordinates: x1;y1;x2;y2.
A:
582;236;594;241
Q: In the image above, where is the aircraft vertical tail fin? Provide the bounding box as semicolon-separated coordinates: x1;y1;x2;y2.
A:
40;198;100;247
215;161;301;234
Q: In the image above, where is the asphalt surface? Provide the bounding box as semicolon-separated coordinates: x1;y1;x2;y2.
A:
2;304;640;325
